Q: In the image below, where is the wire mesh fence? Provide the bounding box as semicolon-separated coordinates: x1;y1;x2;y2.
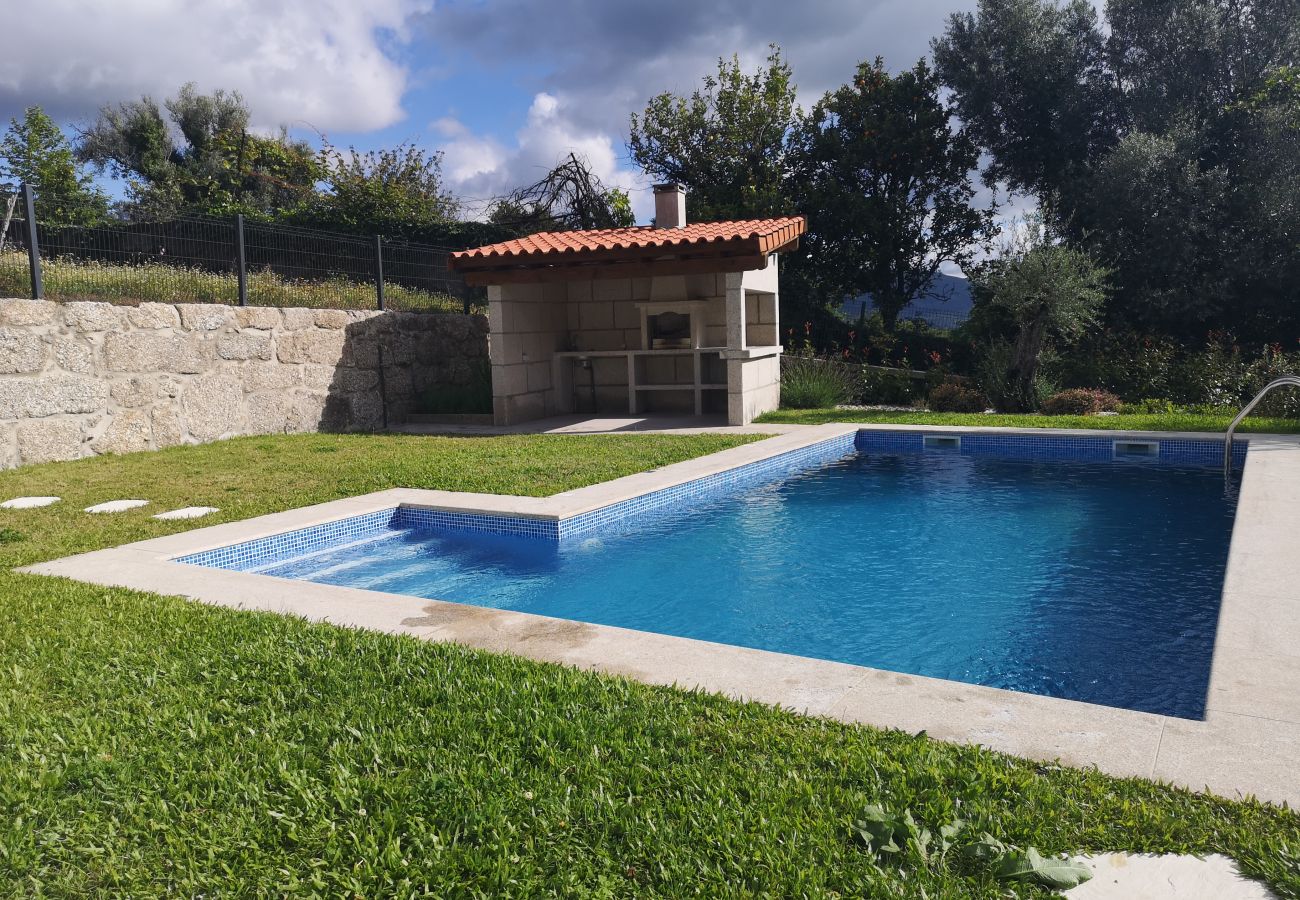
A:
903;309;967;332
0;184;482;314
0;188;32;297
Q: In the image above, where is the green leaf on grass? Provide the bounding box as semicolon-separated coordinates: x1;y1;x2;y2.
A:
993;847;1093;889
962;833;1009;864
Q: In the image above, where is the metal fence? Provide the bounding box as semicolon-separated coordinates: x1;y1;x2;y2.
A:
902;309;967;332
0;184;481;313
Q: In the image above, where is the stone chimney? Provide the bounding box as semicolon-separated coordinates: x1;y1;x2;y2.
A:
653;183;687;229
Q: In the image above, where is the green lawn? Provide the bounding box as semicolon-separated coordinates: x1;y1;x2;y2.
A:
1;433;1297;897
757;407;1300;433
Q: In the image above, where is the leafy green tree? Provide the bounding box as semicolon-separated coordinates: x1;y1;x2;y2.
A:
77;83;318;217
789;58;996;330
629;46;798;220
932;0;1300;342
932;0;1117;204
1;106;108;225
1076;32;1300;339
973;221;1110;411
298;141;460;236
1107;0;1300;134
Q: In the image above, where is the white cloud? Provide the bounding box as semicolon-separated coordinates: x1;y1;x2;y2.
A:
434;117;508;185
420;0;981;140
0;0;429;132
419;0;1006;226
440;92;652;221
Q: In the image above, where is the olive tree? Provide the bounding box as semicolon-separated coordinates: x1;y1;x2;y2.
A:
974;222;1109;411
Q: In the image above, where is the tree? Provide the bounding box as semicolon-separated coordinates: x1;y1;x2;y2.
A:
931;0;1118;204
77;83;318;218
973;221;1109;411
932;0;1300;341
789;58;996;330
1107;0;1300;135
299;140;460;236
488;153;634;231
1;106;108;225
629;46;798;220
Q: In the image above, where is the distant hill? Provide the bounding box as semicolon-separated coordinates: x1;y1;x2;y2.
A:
838;273;973;330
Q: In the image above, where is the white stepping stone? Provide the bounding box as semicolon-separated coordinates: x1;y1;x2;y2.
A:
84;499;150;514
0;496;60;509
1066;852;1277;899
152;506;219;521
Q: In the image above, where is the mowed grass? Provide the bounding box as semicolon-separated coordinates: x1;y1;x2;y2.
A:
0;432;757;570
757;407;1300;433
0;433;1297;897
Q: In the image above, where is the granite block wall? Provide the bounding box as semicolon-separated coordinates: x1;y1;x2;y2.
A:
0;299;488;469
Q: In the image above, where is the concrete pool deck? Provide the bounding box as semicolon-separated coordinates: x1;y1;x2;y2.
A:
22;423;1300;807
396;412;803;436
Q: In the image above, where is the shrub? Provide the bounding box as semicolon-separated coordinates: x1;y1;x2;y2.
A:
1053;331;1178;400
1053;332;1300;415
860;367;919;405
927;381;987;413
1225;344;1300;418
1118;397;1178;415
780;355;857;408
1040;388;1121;415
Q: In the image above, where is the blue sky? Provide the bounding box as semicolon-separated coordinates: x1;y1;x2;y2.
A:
2;0;1051;226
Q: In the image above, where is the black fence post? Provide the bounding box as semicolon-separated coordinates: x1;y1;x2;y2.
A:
375;235;386;310
20;184;42;300
235;213;248;306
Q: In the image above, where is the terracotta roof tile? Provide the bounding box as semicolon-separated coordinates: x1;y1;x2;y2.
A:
450;217;805;267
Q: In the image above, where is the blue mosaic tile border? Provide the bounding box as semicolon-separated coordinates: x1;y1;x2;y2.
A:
177;433;858;570
390;506;558;541
853;429;1245;468
176;507;399;571
558;431;858;540
180;428;1245;572
1162;438;1247;468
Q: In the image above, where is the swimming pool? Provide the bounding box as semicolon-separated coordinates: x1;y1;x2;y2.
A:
180;431;1241;719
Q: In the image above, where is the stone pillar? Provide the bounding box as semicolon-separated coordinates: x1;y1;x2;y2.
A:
724;272;746;351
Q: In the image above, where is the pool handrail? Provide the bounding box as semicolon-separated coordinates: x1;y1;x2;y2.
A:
1224;375;1300;477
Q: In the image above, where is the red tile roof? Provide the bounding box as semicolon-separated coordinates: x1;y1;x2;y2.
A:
451;217;806;266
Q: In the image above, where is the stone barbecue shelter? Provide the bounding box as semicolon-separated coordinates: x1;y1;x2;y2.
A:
449;185;805;426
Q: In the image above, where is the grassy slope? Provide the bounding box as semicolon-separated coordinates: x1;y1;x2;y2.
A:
0;251;475;313
757;407;1300;433
1;433;1297;897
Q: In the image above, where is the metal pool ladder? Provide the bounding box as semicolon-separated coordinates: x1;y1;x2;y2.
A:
1224;375;1300;476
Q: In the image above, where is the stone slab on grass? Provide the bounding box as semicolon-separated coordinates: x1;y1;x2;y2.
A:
1066;852;1277;899
84;500;150;514
153;507;219;521
1;496;60;509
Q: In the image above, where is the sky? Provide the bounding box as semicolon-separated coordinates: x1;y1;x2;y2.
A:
0;0;1039;228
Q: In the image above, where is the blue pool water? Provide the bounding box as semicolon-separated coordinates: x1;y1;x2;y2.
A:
258;452;1239;718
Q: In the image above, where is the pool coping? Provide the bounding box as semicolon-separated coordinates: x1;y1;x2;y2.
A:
22;423;1300;807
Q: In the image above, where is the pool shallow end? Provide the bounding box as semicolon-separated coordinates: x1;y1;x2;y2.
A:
22;423;1300;808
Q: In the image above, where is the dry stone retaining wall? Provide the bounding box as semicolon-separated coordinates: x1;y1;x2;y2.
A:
0;299;488;469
